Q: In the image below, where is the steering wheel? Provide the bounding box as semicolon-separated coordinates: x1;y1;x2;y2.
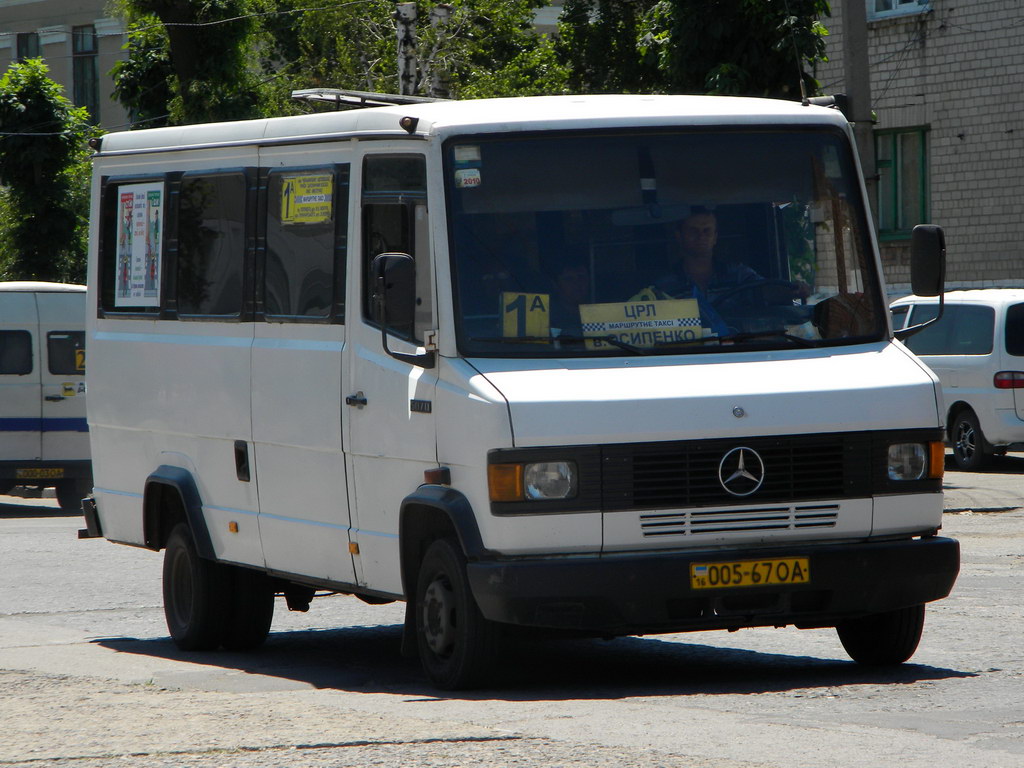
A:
711;279;807;308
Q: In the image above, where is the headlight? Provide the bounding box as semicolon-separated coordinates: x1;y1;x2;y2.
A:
489;461;577;501
888;443;927;481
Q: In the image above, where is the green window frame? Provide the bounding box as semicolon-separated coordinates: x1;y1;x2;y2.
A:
875;127;928;240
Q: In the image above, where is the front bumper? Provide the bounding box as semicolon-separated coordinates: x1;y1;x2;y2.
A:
468;536;960;634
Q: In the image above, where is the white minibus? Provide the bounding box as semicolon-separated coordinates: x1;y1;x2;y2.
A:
0;281;90;509
82;94;959;689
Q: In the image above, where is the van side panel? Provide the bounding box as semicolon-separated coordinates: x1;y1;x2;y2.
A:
0;292;41;462
37;292;89;462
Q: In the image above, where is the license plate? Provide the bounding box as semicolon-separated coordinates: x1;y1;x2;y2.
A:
15;468;64;480
690;557;810;590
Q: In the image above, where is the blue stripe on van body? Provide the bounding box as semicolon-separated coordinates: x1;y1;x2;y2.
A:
0;418;89;432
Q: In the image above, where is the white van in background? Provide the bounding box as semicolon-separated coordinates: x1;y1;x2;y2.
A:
82;93;959;689
0;282;90;510
891;289;1024;470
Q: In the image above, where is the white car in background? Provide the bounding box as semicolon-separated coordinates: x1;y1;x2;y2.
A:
891;289;1024;470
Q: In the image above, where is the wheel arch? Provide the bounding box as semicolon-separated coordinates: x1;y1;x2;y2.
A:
945;400;975;438
398;485;487;599
143;465;214;558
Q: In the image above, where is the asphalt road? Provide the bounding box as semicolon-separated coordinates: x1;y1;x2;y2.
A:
1;458;1021;767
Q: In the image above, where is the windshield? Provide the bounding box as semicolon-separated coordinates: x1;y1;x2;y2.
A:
445;128;885;357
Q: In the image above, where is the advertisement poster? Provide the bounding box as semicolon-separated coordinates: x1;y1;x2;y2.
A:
115;182;164;307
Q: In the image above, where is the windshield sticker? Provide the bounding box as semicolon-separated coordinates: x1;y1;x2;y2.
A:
115;182;163;307
501;292;550;338
455;168;482;189
454;145;481;166
281;173;333;224
580;299;705;349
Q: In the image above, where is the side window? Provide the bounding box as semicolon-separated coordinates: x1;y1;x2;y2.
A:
264;167;347;321
177;173;246;316
0;331;32;375
890;305;909;330
47;332;86;375
904;305;994;356
1006;304;1024;357
361;155;430;340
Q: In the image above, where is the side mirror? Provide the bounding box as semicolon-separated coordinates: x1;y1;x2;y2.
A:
371;252;434;369
910;225;946;297
895;225;946;341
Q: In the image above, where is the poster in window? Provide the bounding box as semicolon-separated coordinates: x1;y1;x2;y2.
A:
280;173;333;225
115;182;163;307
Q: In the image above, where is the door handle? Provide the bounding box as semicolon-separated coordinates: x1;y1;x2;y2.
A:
345;392;367;407
45;395;65;402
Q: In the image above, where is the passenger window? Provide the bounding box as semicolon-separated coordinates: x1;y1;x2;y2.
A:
47;332;86;375
263;167;347;321
904;305;993;356
890;305;909;330
177;173;246;316
361;155;431;341
1006;304;1024;356
0;330;32;374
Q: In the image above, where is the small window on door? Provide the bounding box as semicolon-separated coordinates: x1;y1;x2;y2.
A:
47;331;86;375
0;331;33;375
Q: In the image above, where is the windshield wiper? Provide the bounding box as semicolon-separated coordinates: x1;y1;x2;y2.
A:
468;334;650;355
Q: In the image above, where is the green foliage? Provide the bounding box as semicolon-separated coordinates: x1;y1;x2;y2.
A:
559;0;831;99
110;17;174;129
0;59;96;282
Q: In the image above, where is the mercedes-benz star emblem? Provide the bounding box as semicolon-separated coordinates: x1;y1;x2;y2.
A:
718;447;765;497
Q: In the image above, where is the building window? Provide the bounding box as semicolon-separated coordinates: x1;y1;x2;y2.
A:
869;0;930;21
875;127;928;239
16;32;40;61
73;25;99;123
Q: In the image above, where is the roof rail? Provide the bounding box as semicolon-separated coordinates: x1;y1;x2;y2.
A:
290;88;449;110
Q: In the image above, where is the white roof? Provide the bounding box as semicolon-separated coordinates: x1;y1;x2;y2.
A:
891;288;1024;307
0;281;86;293
98;94;849;154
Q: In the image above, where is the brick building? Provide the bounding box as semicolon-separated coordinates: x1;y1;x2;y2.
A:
0;0;129;132
818;0;1024;292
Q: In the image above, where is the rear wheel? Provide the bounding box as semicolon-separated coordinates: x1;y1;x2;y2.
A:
162;523;230;650
951;410;990;471
836;604;925;665
415;537;499;690
55;479;91;512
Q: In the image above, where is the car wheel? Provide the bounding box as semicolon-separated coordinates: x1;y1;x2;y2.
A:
836;604;925;666
952;410;990;471
162;523;230;650
415;537;499;690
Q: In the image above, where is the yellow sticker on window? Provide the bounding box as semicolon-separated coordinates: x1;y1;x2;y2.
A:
75;349;85;372
580;299;704;349
501;292;550;338
281;174;333;224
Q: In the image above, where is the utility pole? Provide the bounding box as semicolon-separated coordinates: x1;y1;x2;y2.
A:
843;0;878;224
396;2;418;96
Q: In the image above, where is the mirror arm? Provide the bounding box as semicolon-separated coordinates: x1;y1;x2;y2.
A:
894;292;944;341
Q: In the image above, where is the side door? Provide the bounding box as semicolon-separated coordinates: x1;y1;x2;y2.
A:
0;291;40;466
251;146;356;585
37;291;89;462
345;152;438;595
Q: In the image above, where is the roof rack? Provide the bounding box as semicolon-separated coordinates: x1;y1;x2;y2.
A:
290;88;449;110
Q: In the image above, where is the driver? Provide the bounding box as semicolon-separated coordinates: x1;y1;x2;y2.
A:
630;208;808;337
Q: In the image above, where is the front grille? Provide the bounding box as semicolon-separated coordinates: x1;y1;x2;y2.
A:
602;433;872;511
640;503;840;537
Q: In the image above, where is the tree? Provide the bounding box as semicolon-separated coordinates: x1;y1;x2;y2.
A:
559;0;831;99
0;59;96;282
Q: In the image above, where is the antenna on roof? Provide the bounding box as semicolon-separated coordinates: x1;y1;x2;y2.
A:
781;0;809;104
290;89;449;110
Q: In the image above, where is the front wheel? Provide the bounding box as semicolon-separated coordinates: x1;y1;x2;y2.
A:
952;410;990;471
836;604;925;665
162;523;230;650
415;538;499;690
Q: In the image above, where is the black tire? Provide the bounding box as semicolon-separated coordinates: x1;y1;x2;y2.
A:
162;523;230;650
222;566;275;651
56;479;90;512
951;409;990;471
415;537;499;690
836;604;925;666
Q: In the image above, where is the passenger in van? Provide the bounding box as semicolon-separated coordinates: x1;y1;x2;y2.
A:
630;208;808;337
549;258;590;335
